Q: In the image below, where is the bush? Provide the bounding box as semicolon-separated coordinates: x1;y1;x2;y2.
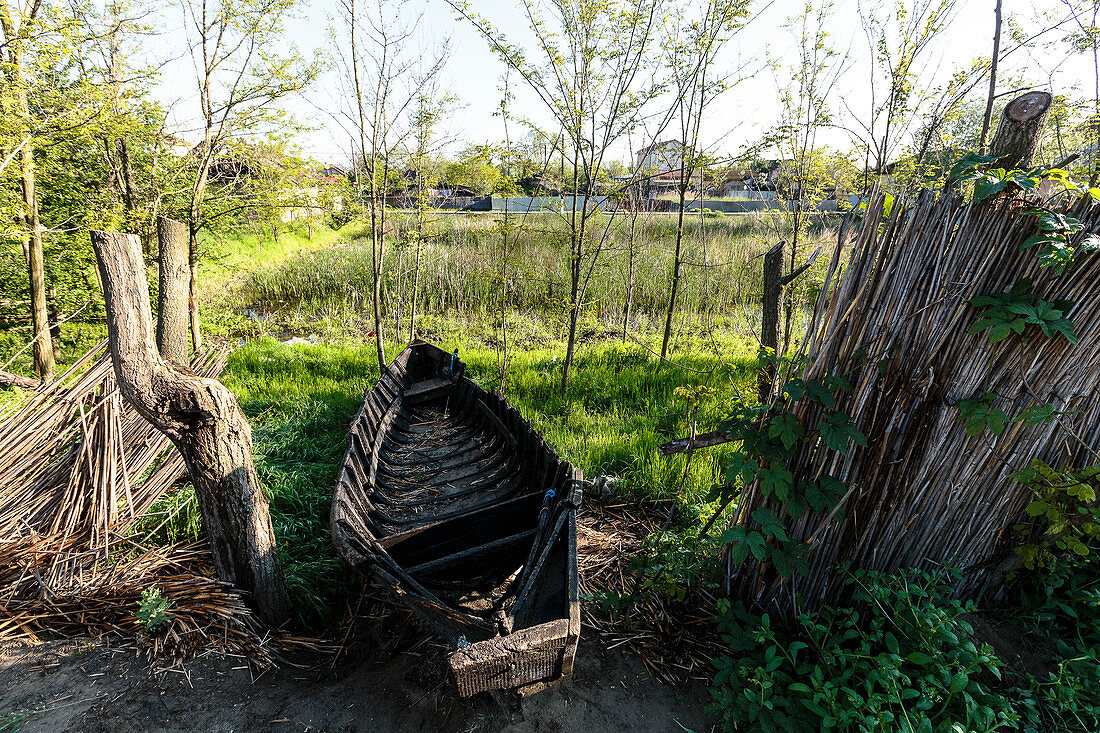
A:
708;567;1015;733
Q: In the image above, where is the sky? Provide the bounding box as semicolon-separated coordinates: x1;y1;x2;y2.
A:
148;0;1092;169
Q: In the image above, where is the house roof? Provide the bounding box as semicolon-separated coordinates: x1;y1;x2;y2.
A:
636;140;683;156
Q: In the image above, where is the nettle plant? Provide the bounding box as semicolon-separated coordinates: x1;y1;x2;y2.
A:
950;159;1100;569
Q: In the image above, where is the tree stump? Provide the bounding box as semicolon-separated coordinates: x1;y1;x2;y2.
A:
990;91;1053;170
90;230;291;625
156;216;190;364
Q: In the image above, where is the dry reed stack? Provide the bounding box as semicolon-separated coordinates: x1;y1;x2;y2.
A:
728;191;1100;613
0;344;280;663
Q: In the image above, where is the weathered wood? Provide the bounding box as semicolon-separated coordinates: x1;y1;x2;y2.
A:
156;216;190;364
331;342;580;697
0;370;40;390
759;241;784;404
725;191;1100;615
990;91;1053;170
90;229;290;625
658;429;735;456
781;246;823;287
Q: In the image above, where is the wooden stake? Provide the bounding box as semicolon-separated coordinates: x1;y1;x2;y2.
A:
759;241;784;404
156;216;190;364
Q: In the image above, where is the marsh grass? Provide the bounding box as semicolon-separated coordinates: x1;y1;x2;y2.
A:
241;212;837;334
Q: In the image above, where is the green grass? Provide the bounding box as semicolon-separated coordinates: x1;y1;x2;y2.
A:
175;331;758;629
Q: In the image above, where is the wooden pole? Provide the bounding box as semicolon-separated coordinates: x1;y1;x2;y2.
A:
90;229;291;625
989;91;1053;170
759;241;785;404
156;216;190;364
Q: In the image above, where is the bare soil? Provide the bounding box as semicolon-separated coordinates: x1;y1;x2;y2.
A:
0;631;713;732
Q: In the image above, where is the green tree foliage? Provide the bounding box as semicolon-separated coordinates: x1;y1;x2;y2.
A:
445;146;503;195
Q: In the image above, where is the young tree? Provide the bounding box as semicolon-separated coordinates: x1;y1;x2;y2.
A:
1;0;59;377
763;1;850;358
335;0;447;370
979;0;1004;153
847;0;960;183
658;0;751;362
406;83;456;342
449;0;663;395
1061;0;1099;184
181;0;317;351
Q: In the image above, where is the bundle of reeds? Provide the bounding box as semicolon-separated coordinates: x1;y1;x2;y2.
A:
727;191;1100;613
578;502;719;684
0;343;284;662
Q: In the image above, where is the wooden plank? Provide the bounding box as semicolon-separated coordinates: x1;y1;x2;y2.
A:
406;528;536;576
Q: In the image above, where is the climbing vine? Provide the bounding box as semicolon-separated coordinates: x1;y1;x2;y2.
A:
949;159;1100;571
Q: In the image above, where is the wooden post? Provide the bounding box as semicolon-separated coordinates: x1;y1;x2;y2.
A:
90;229;291;625
156;216;190;364
759;241;784;404
989;91;1053;170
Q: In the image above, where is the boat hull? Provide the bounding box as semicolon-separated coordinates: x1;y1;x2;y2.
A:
331;341;581;696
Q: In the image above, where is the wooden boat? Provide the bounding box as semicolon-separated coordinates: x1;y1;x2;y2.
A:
331;341;582;697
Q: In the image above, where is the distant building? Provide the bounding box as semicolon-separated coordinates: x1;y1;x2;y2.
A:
635;140;687;172
162;134;193;158
321;163;350;179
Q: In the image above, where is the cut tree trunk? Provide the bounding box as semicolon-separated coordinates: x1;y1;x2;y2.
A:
156;216;190;364
759;241;785;404
90;230;291;625
989;91;1053;170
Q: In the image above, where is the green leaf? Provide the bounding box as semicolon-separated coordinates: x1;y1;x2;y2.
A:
804;380;836;409
975;176;1008;202
1027;300;1078;343
759;463;794;500
723;452;759;486
949;672;968;694
782;379;806;402
1025;501;1049;517
1021;232;1060;251
947;153;998;186
767;413;804;450
751;508;789;541
817;412;867;454
956;393;1010;436
1016;403;1059;426
744;531;768;560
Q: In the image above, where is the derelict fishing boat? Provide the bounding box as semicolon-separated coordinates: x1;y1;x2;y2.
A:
330;341;582;697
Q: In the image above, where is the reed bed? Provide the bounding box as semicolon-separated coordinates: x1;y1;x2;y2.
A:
0;343;295;664
727;191;1100;614
241;212;836;327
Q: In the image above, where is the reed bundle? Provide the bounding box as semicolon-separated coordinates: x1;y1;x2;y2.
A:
728;192;1100;613
578;502;719;684
0;343;283;663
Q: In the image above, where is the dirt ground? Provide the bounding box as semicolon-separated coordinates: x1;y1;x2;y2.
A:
0;629;714;733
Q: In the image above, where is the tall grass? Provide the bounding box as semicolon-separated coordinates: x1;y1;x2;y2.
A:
241;212;837;334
